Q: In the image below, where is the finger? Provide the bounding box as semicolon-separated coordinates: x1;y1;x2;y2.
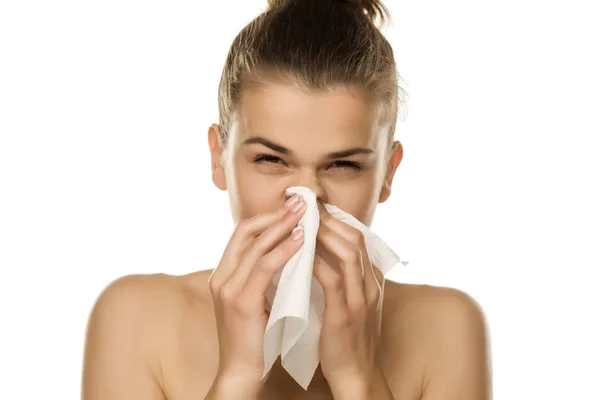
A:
209;194;302;290
315;221;365;310
317;202;381;309
317;201;368;307
225;198;306;292
241;226;305;304
317;201;366;254
365;262;384;311
313;249;347;315
369;264;385;338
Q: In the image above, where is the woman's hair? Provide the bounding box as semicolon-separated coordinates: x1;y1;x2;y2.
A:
217;0;408;157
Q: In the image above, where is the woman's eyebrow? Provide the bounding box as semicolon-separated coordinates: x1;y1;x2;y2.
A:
242;136;374;158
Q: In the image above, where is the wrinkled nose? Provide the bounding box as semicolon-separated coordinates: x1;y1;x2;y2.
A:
285;170;327;204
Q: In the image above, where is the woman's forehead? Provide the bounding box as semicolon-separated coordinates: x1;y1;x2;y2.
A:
233;83;383;150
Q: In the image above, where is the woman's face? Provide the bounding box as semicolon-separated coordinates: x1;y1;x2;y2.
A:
208;82;403;227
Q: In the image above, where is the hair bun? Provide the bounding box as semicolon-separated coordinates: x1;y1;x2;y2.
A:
267;0;390;26
339;0;390;25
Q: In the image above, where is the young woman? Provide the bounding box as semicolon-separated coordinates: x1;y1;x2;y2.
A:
82;0;492;399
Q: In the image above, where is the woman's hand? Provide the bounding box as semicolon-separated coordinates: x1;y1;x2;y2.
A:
313;201;391;397
205;194;306;399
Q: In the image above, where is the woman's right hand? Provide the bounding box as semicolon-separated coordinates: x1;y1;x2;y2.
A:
205;194;307;398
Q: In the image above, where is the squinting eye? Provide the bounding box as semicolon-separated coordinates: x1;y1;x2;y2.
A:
328;160;362;170
253;154;362;170
253;154;285;166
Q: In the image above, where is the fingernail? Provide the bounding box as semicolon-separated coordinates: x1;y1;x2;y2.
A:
285;195;299;210
291;198;305;213
291;227;304;240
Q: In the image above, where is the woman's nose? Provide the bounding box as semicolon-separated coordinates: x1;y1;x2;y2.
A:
289;171;327;203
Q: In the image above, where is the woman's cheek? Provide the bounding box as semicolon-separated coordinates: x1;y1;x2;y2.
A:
234;168;286;213
240;166;290;190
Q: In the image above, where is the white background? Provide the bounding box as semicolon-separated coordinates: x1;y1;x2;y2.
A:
1;0;598;398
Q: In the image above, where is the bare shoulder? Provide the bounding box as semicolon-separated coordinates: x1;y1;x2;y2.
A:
85;272;203;339
384;281;492;400
385;281;487;327
82;271;215;399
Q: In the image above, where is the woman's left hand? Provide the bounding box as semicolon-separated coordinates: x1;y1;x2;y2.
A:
313;201;388;394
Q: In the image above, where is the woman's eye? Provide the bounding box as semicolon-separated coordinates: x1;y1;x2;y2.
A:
253;154;362;170
253;154;285;166
328;160;362;170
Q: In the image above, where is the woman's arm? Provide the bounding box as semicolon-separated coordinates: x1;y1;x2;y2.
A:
81;275;166;400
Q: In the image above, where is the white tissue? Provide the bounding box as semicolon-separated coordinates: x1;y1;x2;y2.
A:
262;186;410;390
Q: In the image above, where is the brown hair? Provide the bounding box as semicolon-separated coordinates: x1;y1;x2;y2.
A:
216;0;408;158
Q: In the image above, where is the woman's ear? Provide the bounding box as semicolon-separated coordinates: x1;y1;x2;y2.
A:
208;124;227;191
378;140;403;203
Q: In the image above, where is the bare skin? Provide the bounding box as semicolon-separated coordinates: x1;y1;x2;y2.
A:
82;82;492;399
